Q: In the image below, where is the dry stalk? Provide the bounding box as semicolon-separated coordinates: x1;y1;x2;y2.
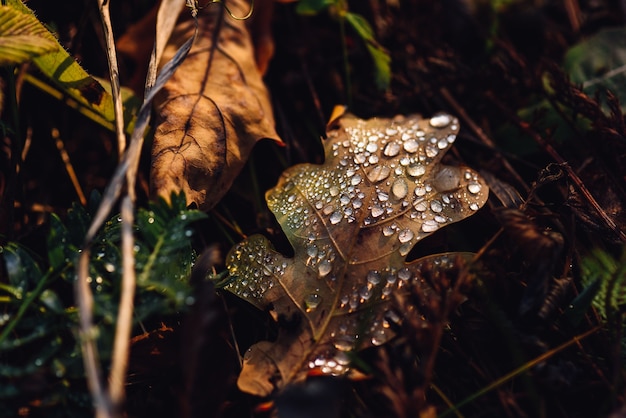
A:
75;1;194;417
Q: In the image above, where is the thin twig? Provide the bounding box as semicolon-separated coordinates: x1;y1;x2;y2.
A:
76;249;111;418
109;196;136;412
52;127;86;205
98;0;126;156
75;1;196;417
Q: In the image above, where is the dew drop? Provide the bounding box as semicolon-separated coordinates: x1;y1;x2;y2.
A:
359;286;372;300
307;244;318;258
369;155;379;164
422;220;439;232
371;205;384;217
366;165;391;183
437;138;449;149
287;194;296;203
386;127;398;136
352;199;363;209
377;191;389;202
414;186;426;197
399;242;412;256
371;329;387;346
340;194;351;205
407;164;426;177
432;167;460;191
391;179;408;199
386;271;397;284
398;229;414;243
430;113;452;128
334;335;356;351
329;186;339;196
305;293;321;310
351;175;362;186
366;142;378;153
403;139;419;153
334;351;351;365
382;225;395;236
398;268;411;281
383;142;401;157
330;211;342;224
425;145;438;158
367;270;381;285
468;182;482;194
430;200;443;213
470;202;479;211
318;260;331;277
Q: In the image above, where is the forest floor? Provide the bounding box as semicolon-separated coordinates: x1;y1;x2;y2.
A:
2;0;626;417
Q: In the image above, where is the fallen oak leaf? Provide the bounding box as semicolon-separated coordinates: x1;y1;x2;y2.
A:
151;0;281;210
223;112;489;396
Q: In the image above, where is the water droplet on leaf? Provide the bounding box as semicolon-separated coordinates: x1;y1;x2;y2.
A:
430;113;452;128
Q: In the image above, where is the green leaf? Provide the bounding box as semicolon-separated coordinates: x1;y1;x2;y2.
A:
0;6;59;65
365;43;391;90
344;11;375;41
47;213;74;270
564;27;626;112
580;247;626;321
1;242;42;292
345;12;391;90
4;0;139;134
296;0;335;15
135;194;207;307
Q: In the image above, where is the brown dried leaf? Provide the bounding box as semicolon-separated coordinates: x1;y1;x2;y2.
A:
151;0;280;210
224;113;489;396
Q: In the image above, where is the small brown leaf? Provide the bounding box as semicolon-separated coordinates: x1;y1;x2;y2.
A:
151;0;281;210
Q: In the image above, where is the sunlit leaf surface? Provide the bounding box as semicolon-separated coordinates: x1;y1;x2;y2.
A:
225;113;489;396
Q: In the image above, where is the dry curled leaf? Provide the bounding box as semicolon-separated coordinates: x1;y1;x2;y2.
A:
151;0;280;210
224;112;489;396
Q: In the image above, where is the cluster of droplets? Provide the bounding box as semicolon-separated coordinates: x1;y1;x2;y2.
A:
226;236;287;300
230;113;489;386
267;113;486;265
307;254;457;376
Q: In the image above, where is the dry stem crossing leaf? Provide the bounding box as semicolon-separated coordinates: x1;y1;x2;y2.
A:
151;0;280;210
225;112;489;396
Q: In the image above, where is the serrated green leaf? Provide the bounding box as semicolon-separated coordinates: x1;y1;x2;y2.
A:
580;247;626;320
0;6;59;66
